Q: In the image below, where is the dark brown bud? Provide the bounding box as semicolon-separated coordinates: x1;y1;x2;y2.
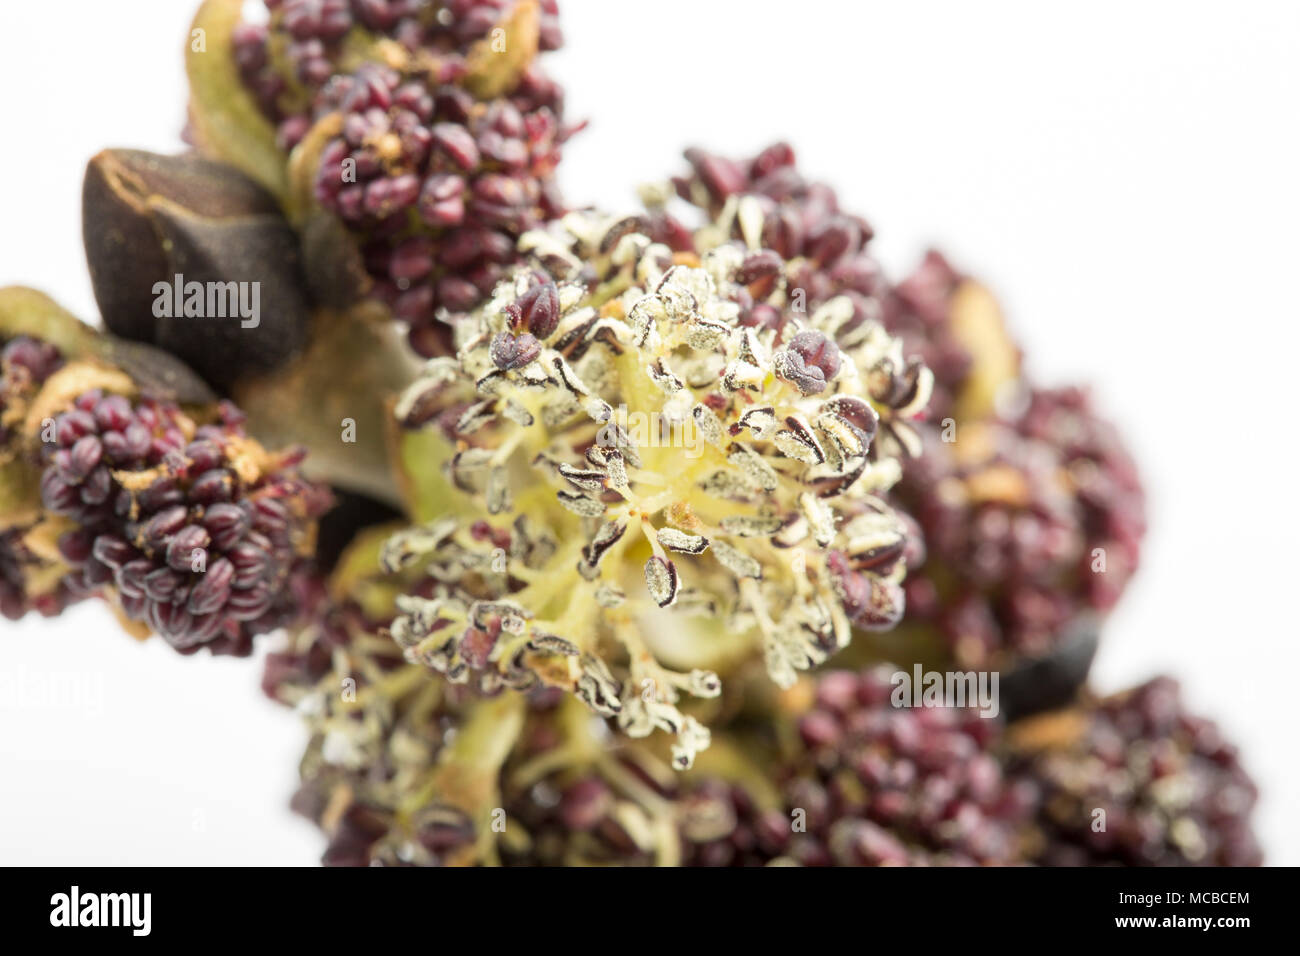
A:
83;149;312;392
297;210;372;312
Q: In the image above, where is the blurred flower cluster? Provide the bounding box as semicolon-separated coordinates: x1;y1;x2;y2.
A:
0;0;1258;866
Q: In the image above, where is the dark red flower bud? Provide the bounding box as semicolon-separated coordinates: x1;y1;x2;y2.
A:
774;330;841;395
735;249;784;285
490;331;542;370
514;280;560;339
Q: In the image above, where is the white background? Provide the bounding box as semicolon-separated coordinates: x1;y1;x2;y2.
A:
1;0;1296;865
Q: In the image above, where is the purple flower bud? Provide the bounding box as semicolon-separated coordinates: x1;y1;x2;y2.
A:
807;218;859;266
189;469;235;505
40;471;79;514
827;550;904;630
122;423;152;459
774;330;841;395
389;236;435;281
735;250;784;285
393;81;434;121
741;302;784;332
252;498;290;537
228;542;269;589
185;440;224;475
115;558;154;600
387;173;422;211
472;173;526;211
432;123;481;171
81;467;114;507
56;410;97;446
93;394;133;432
560;778;612;831
57;529;94;565
477;131;528;168
435;276;481;312
142;505;189;548
418;174;467;228
92;534;136;570
143;567;182;602
166;526;211;572
490;332;542;370
393;284;435;323
188;557;235;616
137;478;184;513
514;280;560;339
799;709;842;748
203;503;251;551
227;584;273;621
749;142;796;179
335;184;365;221
683;147;748;200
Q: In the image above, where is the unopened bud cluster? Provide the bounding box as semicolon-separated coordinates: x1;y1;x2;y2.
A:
896;387;1145;671
0;328;326;655
227;0;572;356
1013;678;1261;866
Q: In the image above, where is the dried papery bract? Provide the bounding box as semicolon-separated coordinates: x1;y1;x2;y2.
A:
386;208;933;768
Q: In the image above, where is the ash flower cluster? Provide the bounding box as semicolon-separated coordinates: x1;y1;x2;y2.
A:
647;144;1021;425
224;0;572;356
501;665;1035;866
385;207;933;768
896;386;1146;671
0;0;1259;872
262;526;545;866
276;622;490;867
652;145;1143;679
41;395;322;655
271;549;1262;870
234;0;563;150
775;665;1034;865
1013;677;1262;866
2;337;81;620
0;329;327;655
